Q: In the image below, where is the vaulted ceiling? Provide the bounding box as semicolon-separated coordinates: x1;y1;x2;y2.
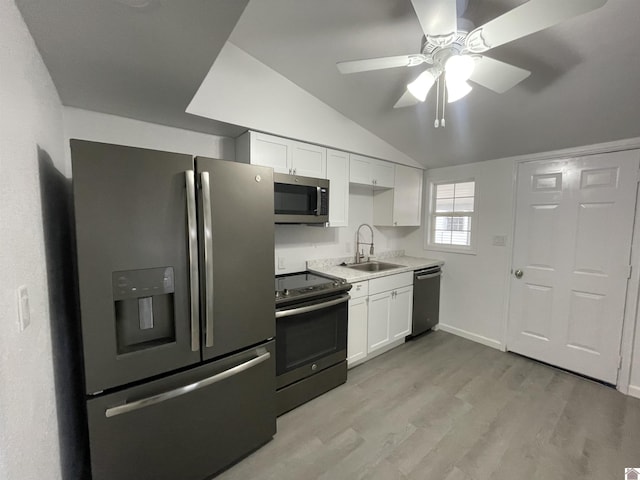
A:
16;0;640;167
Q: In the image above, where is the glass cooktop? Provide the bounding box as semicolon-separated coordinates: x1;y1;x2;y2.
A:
275;271;350;304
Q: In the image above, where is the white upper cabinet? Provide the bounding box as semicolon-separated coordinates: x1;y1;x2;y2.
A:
349;154;394;188
236;131;326;178
371;160;395;188
236;131;291;174
325;149;349;227
291;141;326;178
373;164;423;227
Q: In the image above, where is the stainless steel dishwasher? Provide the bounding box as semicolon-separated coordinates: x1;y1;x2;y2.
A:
410;265;441;337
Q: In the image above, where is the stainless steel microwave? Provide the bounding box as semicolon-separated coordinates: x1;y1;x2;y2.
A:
274;173;329;224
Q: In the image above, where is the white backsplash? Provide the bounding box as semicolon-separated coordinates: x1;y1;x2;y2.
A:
275;185;417;274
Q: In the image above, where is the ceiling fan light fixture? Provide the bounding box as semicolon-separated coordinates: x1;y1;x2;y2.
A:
445;54;475;82
446;79;472;103
407;69;438;102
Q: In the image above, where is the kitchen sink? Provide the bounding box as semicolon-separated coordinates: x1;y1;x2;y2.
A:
346;261;404;272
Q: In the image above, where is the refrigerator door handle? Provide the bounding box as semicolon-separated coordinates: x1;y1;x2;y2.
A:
185;170;200;352
200;171;215;348
105;349;271;418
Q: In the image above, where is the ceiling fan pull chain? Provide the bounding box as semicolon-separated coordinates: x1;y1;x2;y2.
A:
434;76;440;128
441;79;446;128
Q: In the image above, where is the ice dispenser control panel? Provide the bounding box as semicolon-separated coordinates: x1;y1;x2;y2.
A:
112;267;176;355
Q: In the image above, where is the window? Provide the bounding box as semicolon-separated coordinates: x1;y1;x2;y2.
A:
427;180;476;252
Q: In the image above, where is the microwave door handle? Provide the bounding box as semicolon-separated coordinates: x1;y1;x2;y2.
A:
200;172;215;348
185;171;200;352
316;186;321;215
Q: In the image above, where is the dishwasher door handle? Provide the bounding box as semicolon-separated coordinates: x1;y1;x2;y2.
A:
416;271;442;281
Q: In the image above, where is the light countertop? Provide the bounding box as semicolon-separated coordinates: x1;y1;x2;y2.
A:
307;254;443;283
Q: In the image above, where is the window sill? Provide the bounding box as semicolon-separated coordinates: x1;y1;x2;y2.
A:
425;244;477;255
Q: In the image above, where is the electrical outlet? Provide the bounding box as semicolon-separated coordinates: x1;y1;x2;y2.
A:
17;285;30;331
277;257;286;270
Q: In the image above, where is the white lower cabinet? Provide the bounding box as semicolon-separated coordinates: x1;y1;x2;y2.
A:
389;286;413;341
347;273;414;368
347;297;368;366
367;291;392;353
348;281;369;367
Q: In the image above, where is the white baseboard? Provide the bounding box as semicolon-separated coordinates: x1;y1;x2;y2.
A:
437;323;503;351
628;385;640;399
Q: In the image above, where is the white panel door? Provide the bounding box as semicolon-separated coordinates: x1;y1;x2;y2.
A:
291;142;326;178
508;151;639;383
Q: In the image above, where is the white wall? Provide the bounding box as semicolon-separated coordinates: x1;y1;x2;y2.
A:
0;1;66;478
63;107;235;161
405;158;515;349
275;185;416;274
187;42;421;168
631;308;640;396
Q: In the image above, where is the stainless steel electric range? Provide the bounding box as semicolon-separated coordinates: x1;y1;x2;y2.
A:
275;271;351;415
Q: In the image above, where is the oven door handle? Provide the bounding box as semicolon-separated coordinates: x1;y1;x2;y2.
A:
276;294;351;319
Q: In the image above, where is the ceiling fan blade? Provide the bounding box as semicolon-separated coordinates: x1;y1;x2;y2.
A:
468;56;531;94
337;54;424;74
393;90;420;109
465;0;607;53
410;0;457;37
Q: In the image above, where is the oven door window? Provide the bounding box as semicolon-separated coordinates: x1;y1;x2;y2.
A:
274;183;318;216
276;299;347;375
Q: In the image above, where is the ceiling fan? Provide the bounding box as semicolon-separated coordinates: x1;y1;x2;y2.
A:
337;0;608;126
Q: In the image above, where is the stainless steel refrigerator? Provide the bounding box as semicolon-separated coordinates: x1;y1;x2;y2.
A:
71;140;276;480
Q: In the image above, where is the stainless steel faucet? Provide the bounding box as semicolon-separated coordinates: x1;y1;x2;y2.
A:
355;223;374;264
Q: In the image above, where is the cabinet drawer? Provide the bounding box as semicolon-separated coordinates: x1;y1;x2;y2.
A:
350;281;369;299
369;271;413;295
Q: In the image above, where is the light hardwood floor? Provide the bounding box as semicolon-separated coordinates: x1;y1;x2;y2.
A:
217;331;640;480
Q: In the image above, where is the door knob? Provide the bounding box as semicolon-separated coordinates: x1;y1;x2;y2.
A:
514;269;524;279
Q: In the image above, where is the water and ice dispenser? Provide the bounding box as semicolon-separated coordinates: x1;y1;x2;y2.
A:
112;267;176;354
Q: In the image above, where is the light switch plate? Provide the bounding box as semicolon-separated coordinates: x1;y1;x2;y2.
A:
492;235;507;247
17;285;31;331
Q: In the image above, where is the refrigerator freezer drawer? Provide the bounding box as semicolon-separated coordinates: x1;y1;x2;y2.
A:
86;340;276;480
